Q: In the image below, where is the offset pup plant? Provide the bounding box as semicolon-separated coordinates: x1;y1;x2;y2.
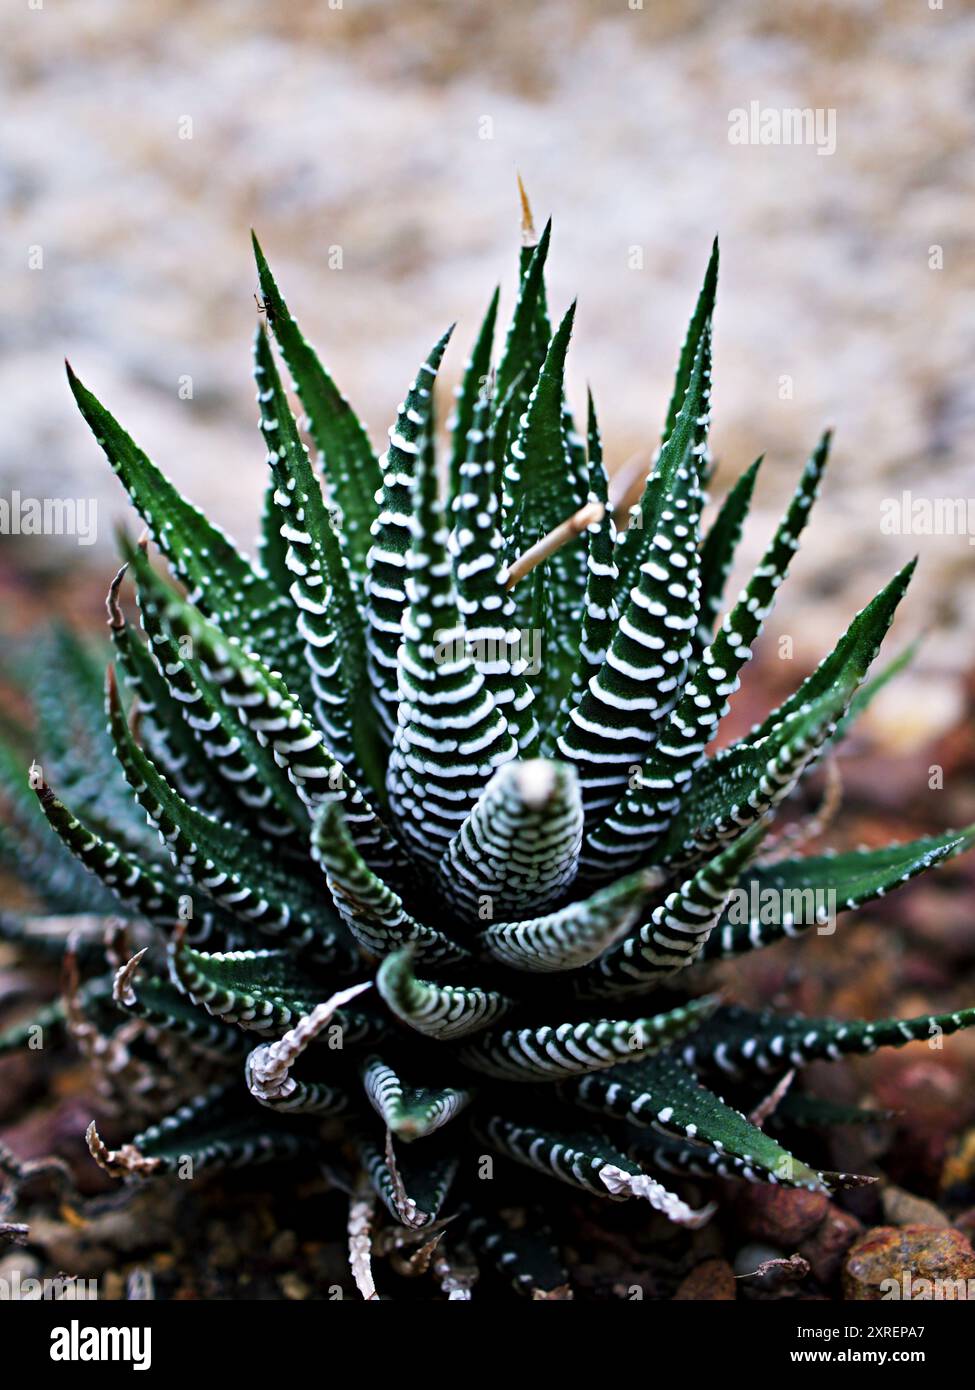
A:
1;199;974;1298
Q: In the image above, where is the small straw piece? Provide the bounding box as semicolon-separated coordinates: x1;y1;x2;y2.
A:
504;501;604;591
516;173;537;247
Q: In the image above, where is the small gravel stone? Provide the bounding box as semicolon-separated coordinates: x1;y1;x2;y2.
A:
843;1225;975;1301
798;1206;862;1286
735;1186;829;1246
881;1185;950;1228
673;1258;736;1300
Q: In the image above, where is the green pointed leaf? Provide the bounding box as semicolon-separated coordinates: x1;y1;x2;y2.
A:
311;799;468;967
443;758;583;924
660;238;719;447
450;381;537;757
655;561;917;874
365;327;454;741
386;404;515;869
168;935;379;1043
502;301;580;542
682;1002;975;1080
516;191;555;356
473;1112;714;1224
124;548;305;841
66;364;290;672
494;219;552;415
32;777;182;928
504;305;590;729
575;822;767;997
693;454;762;660
89;1085;317;1177
565;1053;826;1190
613;305;713;605
448;286;499;504
253;325;365;775
626;1131;824;1191
559;330;709;818
252;232;382;580
106;669;347;956
362;1055;472;1141
568;391;619;698
376;947;511;1041
703;826;975;960
584;433;830;878
125;539;404;878
459;996;716;1082
357;1127;457;1230
480;863;659;974
109;575;232;822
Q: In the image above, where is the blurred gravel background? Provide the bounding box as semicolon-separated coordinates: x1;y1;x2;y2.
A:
2;0;974;739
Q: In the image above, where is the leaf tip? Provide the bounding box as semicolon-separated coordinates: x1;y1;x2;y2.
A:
106;562;128;631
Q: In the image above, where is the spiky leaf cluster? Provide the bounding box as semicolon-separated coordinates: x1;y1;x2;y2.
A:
2;206;974;1298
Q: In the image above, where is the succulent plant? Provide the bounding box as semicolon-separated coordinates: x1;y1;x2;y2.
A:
2;199;974;1298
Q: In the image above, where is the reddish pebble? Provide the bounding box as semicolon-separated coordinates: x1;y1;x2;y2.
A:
673;1258;736;1300
843;1225;975;1301
735;1186;829;1247
799;1207;862;1285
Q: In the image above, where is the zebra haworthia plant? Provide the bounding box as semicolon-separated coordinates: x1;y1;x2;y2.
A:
2;200;974;1298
